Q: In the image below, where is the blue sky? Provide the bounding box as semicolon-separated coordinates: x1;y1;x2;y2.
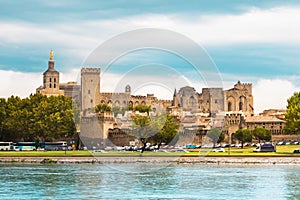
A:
1;0;300;113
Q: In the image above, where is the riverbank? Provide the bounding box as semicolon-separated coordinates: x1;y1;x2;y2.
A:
2;156;300;165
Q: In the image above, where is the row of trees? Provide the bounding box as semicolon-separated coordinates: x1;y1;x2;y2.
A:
0;94;79;142
95;103;151;116
233;127;272;148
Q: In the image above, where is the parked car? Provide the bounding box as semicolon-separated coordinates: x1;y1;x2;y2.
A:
221;144;230;148
253;143;276;152
293;149;300;153
293;141;299;145
212;148;225;152
277;141;286;145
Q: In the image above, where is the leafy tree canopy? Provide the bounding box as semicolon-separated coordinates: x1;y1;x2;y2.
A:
234;129;253;148
253;127;272;142
95;103;112;113
0;94;79;142
285;92;300;134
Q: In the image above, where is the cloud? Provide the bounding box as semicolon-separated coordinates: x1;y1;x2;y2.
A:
0;70;40;98
1;6;300;60
253;79;299;114
0;68;81;98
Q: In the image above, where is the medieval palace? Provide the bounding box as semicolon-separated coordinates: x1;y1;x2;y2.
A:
36;51;287;147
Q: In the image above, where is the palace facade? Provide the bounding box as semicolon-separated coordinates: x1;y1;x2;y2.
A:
36;51;265;147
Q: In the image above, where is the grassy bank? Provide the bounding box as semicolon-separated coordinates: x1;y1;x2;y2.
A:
0;145;299;157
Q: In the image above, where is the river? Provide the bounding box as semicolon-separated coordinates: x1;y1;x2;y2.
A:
1;164;300;199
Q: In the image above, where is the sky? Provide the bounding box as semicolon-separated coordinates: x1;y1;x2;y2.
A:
1;0;300;113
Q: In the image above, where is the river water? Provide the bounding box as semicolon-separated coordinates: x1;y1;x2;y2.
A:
0;164;300;199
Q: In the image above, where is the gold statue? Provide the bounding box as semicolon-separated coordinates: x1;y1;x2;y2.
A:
50;50;54;60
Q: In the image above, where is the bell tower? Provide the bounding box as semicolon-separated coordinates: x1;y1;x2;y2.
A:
36;50;64;96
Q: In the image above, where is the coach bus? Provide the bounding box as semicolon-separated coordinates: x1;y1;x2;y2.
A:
14;142;36;151
39;141;67;151
0;142;14;151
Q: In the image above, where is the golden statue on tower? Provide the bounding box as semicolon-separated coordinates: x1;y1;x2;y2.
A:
50;49;54;60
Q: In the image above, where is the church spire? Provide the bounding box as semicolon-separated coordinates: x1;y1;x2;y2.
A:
172;88;179;107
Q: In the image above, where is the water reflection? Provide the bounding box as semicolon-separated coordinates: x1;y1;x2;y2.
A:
1;164;300;199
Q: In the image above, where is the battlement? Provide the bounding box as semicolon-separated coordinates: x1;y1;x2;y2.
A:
131;95;148;100
234;81;252;87
100;92;128;95
158;99;172;103
81;68;101;74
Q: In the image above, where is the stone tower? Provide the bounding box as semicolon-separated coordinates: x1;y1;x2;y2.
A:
36;50;64;96
225;81;254;116
81;68;101;114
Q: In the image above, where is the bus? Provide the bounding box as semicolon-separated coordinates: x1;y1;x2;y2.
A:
39;141;67;151
0;142;14;151
14;142;36;151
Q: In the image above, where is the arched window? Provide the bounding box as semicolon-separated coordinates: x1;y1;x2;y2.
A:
239;102;243;111
49;83;52;88
54;83;56;88
49;78;52;82
228;102;232;111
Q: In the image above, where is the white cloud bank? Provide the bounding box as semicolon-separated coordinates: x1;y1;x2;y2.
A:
1;6;300;59
253;79;300;114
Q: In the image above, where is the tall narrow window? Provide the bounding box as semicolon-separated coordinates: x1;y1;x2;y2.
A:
49;83;52;88
91;99;93;103
239;102;243;111
54;78;56;82
228;102;232;111
88;90;91;94
50;78;52;82
54;84;56;88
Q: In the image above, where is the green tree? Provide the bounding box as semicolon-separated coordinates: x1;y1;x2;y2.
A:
131;115;159;153
133;105;151;114
206;128;224;148
0;94;78;142
253;128;272;143
151;114;179;149
285;92;300;134
234;129;253;148
95;103;112;113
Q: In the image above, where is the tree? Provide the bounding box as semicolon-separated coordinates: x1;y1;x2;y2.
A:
151;114;179;149
285;92;300;134
253;128;272;143
131;115;159;153
206;128;224;148
234;129;253;148
134;105;151;114
95;103;111;113
0;94;78;142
